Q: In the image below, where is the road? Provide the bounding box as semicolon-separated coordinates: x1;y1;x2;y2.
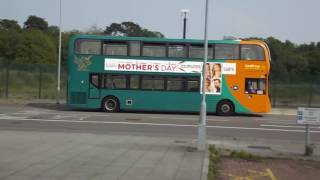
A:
0;104;319;143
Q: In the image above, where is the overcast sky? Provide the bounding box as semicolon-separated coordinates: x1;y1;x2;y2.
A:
1;0;319;44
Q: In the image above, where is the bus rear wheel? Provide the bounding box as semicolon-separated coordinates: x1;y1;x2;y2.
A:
217;100;234;116
102;96;120;112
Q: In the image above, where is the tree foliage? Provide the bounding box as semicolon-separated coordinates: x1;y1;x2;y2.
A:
24;15;48;31
0;19;21;31
104;21;164;38
15;30;56;64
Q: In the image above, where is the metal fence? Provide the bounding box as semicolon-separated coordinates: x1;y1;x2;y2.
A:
0;63;67;100
0;62;319;108
269;78;320;108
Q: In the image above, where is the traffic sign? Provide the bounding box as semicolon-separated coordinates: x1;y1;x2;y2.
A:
297;107;320;125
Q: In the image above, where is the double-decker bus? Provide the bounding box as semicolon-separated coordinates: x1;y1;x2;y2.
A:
67;35;271;115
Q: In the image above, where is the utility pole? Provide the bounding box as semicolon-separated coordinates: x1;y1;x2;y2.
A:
198;0;209;151
180;9;189;39
56;0;62;104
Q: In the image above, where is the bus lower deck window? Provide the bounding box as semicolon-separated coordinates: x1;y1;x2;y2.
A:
103;75;127;89
167;77;184;91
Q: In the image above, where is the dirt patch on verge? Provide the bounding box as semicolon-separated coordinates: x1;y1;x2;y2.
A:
217;158;320;180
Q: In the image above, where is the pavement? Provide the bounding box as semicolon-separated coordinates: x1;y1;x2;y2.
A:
0;130;205;180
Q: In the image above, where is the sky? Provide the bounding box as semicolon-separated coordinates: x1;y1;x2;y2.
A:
1;0;319;44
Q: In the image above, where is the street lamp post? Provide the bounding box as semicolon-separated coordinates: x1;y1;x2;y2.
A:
198;0;209;151
180;9;189;39
56;0;62;104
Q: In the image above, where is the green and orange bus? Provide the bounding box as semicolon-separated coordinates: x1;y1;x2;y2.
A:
67;35;271;115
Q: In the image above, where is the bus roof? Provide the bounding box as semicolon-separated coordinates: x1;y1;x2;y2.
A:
70;34;241;44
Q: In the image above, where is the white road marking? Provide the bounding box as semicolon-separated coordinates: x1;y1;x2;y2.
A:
13;111;110;117
262;121;299;125
260;124;319;129
1;117;320;133
150;116;228;121
257;118;295;122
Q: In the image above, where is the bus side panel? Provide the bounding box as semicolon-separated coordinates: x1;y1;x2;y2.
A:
99;90;201;112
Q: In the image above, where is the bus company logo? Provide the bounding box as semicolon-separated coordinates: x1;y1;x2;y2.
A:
74;56;92;71
244;64;265;71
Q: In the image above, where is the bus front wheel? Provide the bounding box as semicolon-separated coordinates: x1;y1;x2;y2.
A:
102;96;120;112
217;100;234;116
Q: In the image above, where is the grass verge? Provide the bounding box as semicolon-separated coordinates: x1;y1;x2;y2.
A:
207;145;221;180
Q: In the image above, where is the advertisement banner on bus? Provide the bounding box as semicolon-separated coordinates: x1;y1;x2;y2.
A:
105;58;202;73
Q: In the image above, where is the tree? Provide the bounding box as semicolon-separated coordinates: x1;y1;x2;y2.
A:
0;30;21;63
24;15;48;31
15;30;56;64
104;21;164;38
47;25;59;38
61;30;81;64
0;19;21;31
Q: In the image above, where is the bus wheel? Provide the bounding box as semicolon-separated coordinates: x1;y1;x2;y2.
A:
102;96;120;112
217;100;234;116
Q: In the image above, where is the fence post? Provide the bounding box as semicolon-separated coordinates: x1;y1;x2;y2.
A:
308;81;313;107
38;66;42;99
5;66;9;99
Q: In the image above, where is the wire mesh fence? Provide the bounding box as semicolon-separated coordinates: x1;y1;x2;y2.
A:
269;79;320;108
0;63;67;100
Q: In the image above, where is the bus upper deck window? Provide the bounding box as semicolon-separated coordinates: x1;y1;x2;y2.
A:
75;39;101;55
168;45;187;58
189;45;213;59
214;44;239;59
241;45;265;60
142;43;166;57
103;41;128;56
129;41;141;56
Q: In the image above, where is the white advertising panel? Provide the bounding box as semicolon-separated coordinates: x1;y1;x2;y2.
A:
104;58;202;73
222;63;236;75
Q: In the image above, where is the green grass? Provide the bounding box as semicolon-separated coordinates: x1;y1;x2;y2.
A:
229;150;262;161
208;145;221;180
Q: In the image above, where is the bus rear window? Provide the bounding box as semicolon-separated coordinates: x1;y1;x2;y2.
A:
241;45;265;60
75;39;101;55
245;78;266;95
